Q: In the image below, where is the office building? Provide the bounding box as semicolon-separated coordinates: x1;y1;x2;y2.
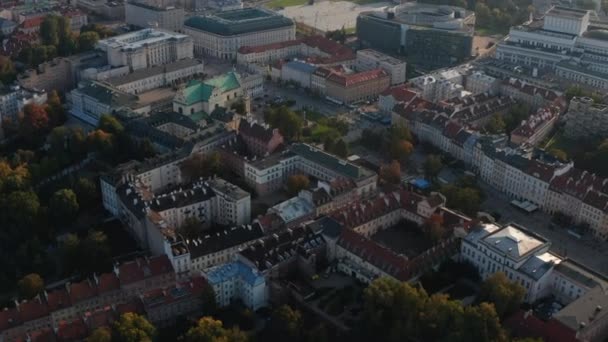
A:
356;49;406;85
184;8;295;60
125;1;185;32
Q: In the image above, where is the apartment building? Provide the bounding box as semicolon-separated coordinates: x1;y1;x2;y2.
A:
125;1;185;32
356;49;406;85
0;86;47;124
184;8;295;60
97;29;193;71
378;84;418;113
325;68;390;104
500;78;563;110
510;105;561;146
238;118;284;156
563;96;608;139
203;261;268;310
466;71;500;95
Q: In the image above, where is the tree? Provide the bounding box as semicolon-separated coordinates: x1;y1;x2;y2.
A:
390;139;414;161
231;100;246;114
59;233;81;275
424;217;445;243
87;327;112;342
0;55;16;84
380;160;401;185
264;106;302;141
477;272;525;318
57;16;77;56
17;273;44;299
178;217;203;239
485;114;506;134
440;184;482;216
332;139;348;158
549;148;568;162
46;90;65;126
185;317;248;342
287;174;310;195
269;305;302;341
200;283;218;317
180;152;222;182
20;103;50;139
78;31;100;52
3;190;40;225
49;189;79;225
87;129;114;157
81;23;114;39
74;177;98;208
98;114;124;134
112;313;156;342
40;16;59;46
423;154;443;180
81;230;111;274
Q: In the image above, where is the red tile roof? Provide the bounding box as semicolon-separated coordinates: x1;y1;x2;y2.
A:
45;289;71;312
18;297;49;322
504;310;577;342
301;35;354;59
337;228;411;280
238;39;301;54
118;255;174;285
327;68;388;87
0;307;21;331
511;105;560;140
56;318;88;341
68;279;97;304
21;16;44;29
96;273;120;294
331;191;402;229
442;121;463;139
381;85;418;103
525;160;556;182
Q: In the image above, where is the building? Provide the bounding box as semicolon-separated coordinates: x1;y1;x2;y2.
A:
466;71;500;95
325;68;390;104
238;118;284;156
142;277;207;327
203;261;268;310
107;58;204;95
173;71;242;116
125;1;185;32
409;64;473;102
378;85;418;113
563;97;608;139
196;0;243;11
184;8;295;60
77;0;125;20
510;105;561;146
236;35;355;67
280;60;317;88
97;29;193;71
356;49;406;85
17;57;73;93
496;6;608;90
68;81;148;126
0;17;16;35
0;86;47;125
500;78;563;110
357;3;475;69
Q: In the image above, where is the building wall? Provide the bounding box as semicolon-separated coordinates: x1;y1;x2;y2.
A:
125;3;185;32
325;74;390;104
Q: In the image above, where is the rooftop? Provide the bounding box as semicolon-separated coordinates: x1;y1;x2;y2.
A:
546;6;589;19
108;58;203;86
327;68;388;87
98;28;190;50
186;223;264;259
205;261;265;286
184;8;293;36
270;196;315;224
481;224;548;260
76;81;138;108
290;143;374;180
175;72;240;106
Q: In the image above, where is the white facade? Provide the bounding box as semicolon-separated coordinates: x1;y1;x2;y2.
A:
0;86;47;122
204;261;268;310
125;2;185;32
97;29;194;71
356;49;407;85
466;71;499;95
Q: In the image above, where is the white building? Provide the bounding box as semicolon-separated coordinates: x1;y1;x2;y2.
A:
68;81;148;126
563;96;608;139
496;6;608;90
0;86;47;123
183;8;295;60
125;1;185;32
466;71;499;95
356;49;407;85
107;58;204;95
203;261;268;310
280;60;317;88
97;29;193;71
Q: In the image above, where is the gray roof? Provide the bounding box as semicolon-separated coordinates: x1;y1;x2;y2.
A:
78;81;138;108
553;286;608;331
290;143;374;180
555;259;608;290
187;223;264;259
107;58;203;86
184;8;293;36
207;177;250;201
518;253;557;281
481;224;547;260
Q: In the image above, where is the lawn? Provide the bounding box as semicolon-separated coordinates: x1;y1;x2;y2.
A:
266;0;307;8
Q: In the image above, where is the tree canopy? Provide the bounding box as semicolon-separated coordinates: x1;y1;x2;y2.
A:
112;313;156;342
185;317;248;342
477;272;525;318
49;188;79;225
287;174;310;195
17;273;44;299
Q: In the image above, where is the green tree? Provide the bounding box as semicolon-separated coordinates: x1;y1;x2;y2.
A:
17;273;44;299
269;305;303;341
477;272;525;318
0;55;16;84
46;90;65;126
390;139;414;162
264;106;302;141
178;217;203;239
440;184;483;216
3;190;40;225
88;327;112;342
81;230;111;274
180;152;222;182
423;154;443;179
332;139;348;158
81;23;114;38
40;16;59;46
78;31;100;52
549;148;568;162
231;100;246;114
485;114;506;134
74;177;98;208
286;174;310;195
112;313;156;342
59;233;81;275
98;114;124;134
379;160;401;185
49;188;79;224
200;283;218;317
185;317;248;342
